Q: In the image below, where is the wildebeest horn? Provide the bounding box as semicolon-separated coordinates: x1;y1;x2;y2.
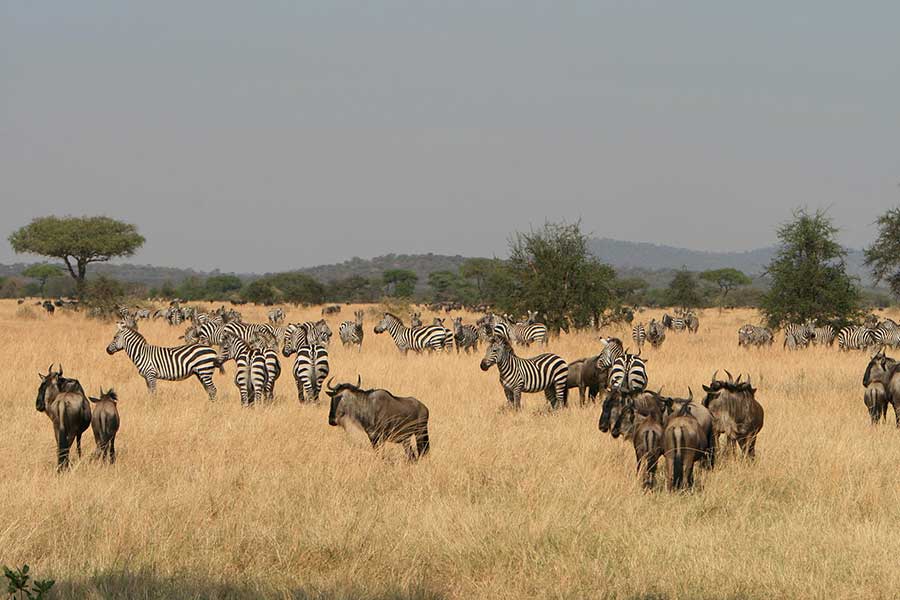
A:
326;377;336;391
736;374;743;383
724;369;733;382
58;364;63;376
712;369;719;382
746;374;752;387
48;363;54;375
356;374;362;388
687;387;693;401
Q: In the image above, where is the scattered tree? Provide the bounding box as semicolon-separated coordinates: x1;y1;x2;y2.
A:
667;270;701;310
700;268;752;303
864;206;900;299
9;216;144;293
761;208;860;327
383;269;418;298
83;276;126;318
204;274;243;299
21;264;64;297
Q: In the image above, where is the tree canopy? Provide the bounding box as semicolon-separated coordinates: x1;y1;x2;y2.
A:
383;269;418;298
864;206;900;299
760;208;860;327
700;268;751;301
21;263;64;296
9;216;145;289
667;270;701;310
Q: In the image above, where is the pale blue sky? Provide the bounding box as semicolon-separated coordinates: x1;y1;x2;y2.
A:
2;2;898;271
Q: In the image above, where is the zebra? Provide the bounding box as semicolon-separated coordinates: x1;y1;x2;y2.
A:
684;313;699;333
452;317;479;353
374;313;451;355
409;312;423;328
783;323;813;350
810;325;836;347
221;335;252;405
339;310;364;351
632;323;646;351
647;319;666;349
282;320;331;356
596;337;625;370
661;314;687;332
432;317;455;350
267;308;285;325
479;335;568;409
106;323;221;400
873;320;900;349
293;342;330;403
607;353;649;393
135;308;152;320
738;324;774;347
837;325;875;351
512;318;548;347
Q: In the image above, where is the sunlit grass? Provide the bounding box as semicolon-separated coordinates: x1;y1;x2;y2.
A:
1;301;898;599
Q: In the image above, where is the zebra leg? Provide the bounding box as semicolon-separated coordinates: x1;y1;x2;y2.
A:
198;374;217;401
512;389;522;410
145;374;157;394
296;378;306;403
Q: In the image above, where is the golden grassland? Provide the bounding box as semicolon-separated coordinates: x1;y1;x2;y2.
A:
2;300;900;599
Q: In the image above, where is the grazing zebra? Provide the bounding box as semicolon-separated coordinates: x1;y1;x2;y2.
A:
293;343;330;403
339;310;365;351
647;319;666;349
838;325;875;351
810;325;836;347
452;317;479;353
374;313;451;355
479;335;568;409
738;324;774;347
267;308;285;325
873;320;900;349
632;323;646;351
607;353;649;393
783;323;813;350
282;320;331;356
106;323;221;400
661;314;687;332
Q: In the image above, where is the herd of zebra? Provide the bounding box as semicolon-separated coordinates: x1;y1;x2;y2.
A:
630;309;701;351
737;314;900;351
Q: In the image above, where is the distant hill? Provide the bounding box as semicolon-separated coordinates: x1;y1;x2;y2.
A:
0;240;875;289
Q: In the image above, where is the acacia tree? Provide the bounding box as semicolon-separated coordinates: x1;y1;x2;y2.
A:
761;208;860;327
864;206;900;299
700;268;752;303
667;270;701;310
21;263;64;297
9;216;144;293
501;221;616;333
383;269;418;298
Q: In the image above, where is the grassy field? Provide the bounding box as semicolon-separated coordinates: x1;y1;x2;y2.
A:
1;300;899;599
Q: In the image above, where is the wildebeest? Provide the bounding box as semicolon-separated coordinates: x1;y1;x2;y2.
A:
321;305;341;316
864;381;889;425
615;396;665;490
326;377;430;461
36;365;91;470
647;319;666;349
863;349;900;426
89;388;120;463
604;389;664;440
658;389;715;468
663;402;708;491
701;371;764;458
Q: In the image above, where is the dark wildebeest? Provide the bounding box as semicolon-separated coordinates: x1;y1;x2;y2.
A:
89;388;120;463
864;381;889;425
863;349;900;426
658;389;716;469
663;403;707;491
565;358;586;398
604;389;665;440
614;396;664;489
36;365;91;470
701;371;764;458
326;377;430;461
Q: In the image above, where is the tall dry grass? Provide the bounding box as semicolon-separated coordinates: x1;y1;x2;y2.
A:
1;300;899;599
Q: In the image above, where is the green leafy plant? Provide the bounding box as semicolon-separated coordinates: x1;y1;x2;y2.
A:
3;564;54;600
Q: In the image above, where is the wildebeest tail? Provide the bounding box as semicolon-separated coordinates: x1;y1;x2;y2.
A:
672;427;683;487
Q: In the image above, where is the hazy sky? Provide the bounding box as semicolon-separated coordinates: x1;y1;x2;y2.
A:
2;2;898;272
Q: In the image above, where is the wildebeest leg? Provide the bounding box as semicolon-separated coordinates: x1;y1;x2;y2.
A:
893;399;900;428
75;430;83;457
92;427;103;460
109;437;116;464
57;427;71;471
746;434;758;459
415;426;430;458
578;382;586;406
402;438;417;461
704;433;716;469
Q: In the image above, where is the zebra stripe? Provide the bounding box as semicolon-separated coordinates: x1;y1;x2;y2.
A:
783;323;813;350
480;336;568;409
106;324;220;400
810;325;835;347
452;317;479;353
374;313;450;354
838;326;875;351
293;343;330;403
339;310;365;351
632;324;646;351
283;320;331;356
608;354;648;393
596;337;625;370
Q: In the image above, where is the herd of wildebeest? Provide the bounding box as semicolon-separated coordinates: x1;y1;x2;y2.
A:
29;301;900;493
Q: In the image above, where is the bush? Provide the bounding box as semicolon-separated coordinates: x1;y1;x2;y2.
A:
3;564;54;599
83;276;126;319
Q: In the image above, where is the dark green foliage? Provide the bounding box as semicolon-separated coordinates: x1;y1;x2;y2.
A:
204;274;243;298
159;281;176;299
267;272;325;304
497;221;617;333
9;216;145;290
761;208;860;327
325;276;381;303
699;268;752;301
427;270;476;303
667;270;701;310
864;206;900;299
20;263;64;297
242;280;277;304
83;276;126;318
383;269;418;298
175;276;206;301
3;564;54;599
612;277;649;307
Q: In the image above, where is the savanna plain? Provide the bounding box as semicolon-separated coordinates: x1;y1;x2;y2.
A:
2;300;899;599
